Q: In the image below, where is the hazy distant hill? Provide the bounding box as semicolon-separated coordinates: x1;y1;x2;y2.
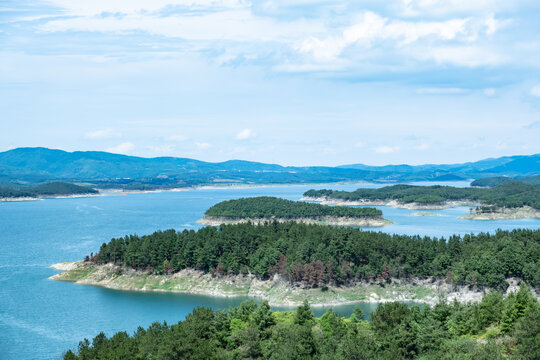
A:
339;154;540;179
0;147;538;189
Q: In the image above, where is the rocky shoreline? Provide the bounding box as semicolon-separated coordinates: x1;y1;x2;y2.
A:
459;206;540;220
198;215;392;227
49;262;538;307
302;196;481;210
303;196;540;220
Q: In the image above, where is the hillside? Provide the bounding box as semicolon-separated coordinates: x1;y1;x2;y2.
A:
63;290;540;360
1;147;539;189
304;182;540;210
0;182;98;199
73;223;540;290
471;175;540;187
204;197;382;219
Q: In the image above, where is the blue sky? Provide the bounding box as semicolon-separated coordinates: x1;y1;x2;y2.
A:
1;0;540;166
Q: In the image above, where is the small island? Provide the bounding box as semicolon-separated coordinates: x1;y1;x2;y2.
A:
411;212;445;217
0;181;99;201
198;196;391;227
50;223;540;307
303;182;540;220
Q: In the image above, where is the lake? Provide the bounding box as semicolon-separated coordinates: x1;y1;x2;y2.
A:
1;182;539;359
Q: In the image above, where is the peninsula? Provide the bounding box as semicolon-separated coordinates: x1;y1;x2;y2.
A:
50;223;540;306
0;182;99;201
303;182;540;219
198;196;390;227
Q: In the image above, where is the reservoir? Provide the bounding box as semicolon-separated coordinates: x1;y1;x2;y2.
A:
1;182;539;359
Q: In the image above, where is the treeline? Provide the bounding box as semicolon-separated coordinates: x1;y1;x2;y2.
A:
204;196;382;219
471;175;540;188
64;287;540;359
94;223;540;290
0;182;98;198
304;182;540;209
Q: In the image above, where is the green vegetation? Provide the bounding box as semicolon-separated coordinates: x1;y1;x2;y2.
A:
64;287;540;360
0;182;98;198
305;182;540;209
471;175;540;188
204;196;382;219
93;222;540;290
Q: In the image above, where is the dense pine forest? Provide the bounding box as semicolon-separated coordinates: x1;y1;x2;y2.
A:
64;287;540;359
304;182;540;209
94;223;540;289
204;197;382;219
0;181;98;198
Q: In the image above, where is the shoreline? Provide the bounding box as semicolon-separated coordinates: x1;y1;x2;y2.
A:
303;196;540;220
98;180;373;194
302;196;482;210
0;193;103;202
1;181;370;202
198;215;392;227
459;206;540;220
49;262;538;307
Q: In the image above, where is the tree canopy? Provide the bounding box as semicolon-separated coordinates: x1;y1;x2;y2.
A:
204;196;382;219
64;288;540;360
0;181;98;198
304;182;540;209
94;223;540;290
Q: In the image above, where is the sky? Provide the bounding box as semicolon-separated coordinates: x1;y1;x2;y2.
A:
1;0;540;166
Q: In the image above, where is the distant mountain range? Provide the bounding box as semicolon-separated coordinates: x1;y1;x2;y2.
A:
0;147;539;190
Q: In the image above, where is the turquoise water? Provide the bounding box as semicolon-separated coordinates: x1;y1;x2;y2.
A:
1;182;540;359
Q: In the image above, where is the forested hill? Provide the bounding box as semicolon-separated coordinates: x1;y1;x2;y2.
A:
1;147;539;189
94;223;540;290
204;197;382;219
0;182;98;198
471;175;540;187
304;182;540;209
64;289;540;360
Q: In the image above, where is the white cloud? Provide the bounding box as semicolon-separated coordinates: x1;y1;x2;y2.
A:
196;142;211;149
374;145;400;154
43;0;248;16
166;134;188;141
106;141;135;154
531;85;540;98
299;11;502;61
416;87;468;94
147;144;175;154
354;142;365;148
419;45;505;67
399;0;513;17
85;128;121;139
415;143;430;150
39;9;322;43
236;128;255;140
483;88;496;96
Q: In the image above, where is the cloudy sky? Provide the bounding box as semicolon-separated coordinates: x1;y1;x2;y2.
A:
1;0;540;166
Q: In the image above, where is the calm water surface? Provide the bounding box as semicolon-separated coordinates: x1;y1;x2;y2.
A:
1;182;540;359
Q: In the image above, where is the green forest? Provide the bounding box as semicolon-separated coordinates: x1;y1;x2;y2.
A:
304;182;540;209
204;197;382;219
0;182;98;198
471;175;540;188
64;287;540;360
94;223;540;289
